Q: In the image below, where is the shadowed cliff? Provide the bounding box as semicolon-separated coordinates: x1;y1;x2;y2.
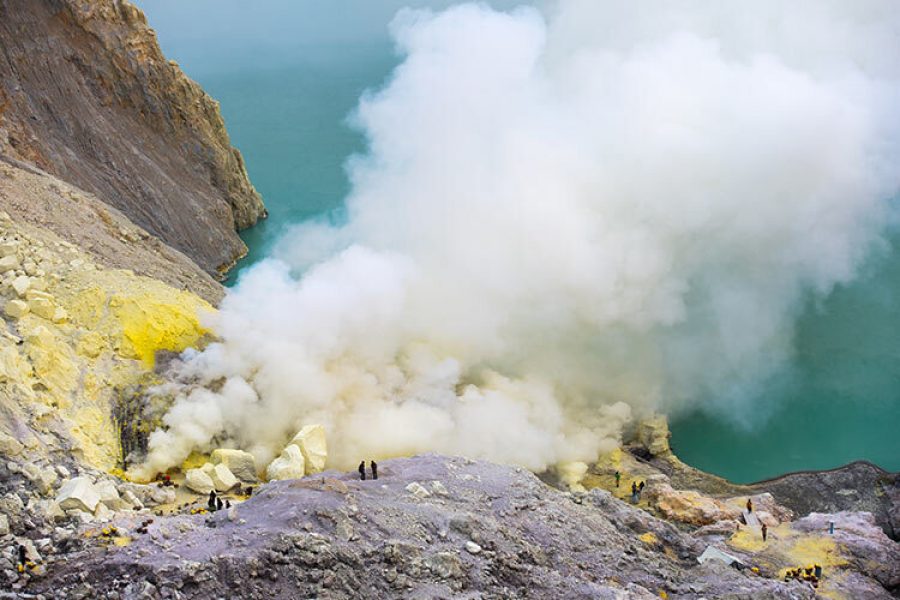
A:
0;0;266;276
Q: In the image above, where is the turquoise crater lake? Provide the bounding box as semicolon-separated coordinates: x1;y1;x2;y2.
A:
138;1;900;484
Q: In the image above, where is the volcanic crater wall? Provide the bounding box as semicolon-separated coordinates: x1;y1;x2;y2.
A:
0;0;266;276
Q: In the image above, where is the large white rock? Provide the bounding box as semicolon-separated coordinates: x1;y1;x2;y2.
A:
184;468;215;494
11;275;31;297
0;432;23;456
266;444;306;481
94;480;130;510
4;299;28;319
201;462;239;492
56;477;101;513
28;296;55;320
289;424;327;475
211;448;258;483
0;254;19;273
21;462;50;491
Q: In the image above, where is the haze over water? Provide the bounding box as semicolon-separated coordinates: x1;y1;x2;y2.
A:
138;0;900;483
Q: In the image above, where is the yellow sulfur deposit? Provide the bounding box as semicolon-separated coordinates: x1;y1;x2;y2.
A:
112;291;209;367
0;216;214;472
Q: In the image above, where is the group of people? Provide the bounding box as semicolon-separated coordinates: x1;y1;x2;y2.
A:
611;471;645;503
630;480;645;504
207;490;231;512
358;460;378;480
784;564;823;588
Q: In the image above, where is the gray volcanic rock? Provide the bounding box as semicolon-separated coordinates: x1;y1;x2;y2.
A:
748;461;900;541
23;455;896;599
0;0;266;276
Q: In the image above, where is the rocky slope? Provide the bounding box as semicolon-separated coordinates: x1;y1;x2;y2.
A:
0;155;222;304
0;208;211;472
0;0;266;276
3;455;897;599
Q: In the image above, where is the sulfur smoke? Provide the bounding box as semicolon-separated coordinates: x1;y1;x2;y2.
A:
134;0;900;478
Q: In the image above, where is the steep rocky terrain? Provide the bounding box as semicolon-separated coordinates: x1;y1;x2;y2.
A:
0;0;266;276
0;155;222;303
0;208;211;472
2;455;897;599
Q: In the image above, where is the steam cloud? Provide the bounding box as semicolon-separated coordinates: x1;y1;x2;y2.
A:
134;0;900;478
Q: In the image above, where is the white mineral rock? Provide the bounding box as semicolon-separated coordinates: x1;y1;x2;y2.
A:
266;444;306;481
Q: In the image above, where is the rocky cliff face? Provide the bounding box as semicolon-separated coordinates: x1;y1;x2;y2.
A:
0;0;266;276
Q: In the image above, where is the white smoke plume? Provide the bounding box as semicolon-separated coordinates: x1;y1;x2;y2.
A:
134;0;900;478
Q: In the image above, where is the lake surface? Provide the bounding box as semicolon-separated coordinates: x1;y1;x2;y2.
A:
138;1;899;483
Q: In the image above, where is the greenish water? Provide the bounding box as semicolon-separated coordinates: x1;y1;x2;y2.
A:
671;245;900;482
138;2;899;484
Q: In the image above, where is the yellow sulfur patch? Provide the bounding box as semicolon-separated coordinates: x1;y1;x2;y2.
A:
182;451;211;472
113;292;209;366
112;536;131;547
639;532;659;545
786;536;848;570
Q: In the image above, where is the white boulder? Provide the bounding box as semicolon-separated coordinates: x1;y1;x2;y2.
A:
184;468;215;494
289;424;327;474
0;255;19;273
266;444;306;481
56;477;101;513
28;296;55;320
95;480;131;510
11;275;30;297
201;462;239;492
211;448;258;482
406;482;431;499
4;299;28;319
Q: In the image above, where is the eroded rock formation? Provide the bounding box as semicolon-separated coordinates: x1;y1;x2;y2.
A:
0;0;266;276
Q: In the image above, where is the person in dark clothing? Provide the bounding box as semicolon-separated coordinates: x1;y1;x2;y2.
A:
631;481;638;495
761;523;768;542
614;471;621;487
225;500;231;509
746;498;753;512
17;544;26;568
216;497;223;511
371;461;378;480
638;481;645;492
358;461;366;481
208;490;217;511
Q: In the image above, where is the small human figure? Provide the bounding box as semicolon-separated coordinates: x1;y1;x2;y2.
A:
17;544;27;569
814;564;822;578
371;461;378;480
638;481;645;492
358;461;366;481
225;499;231;509
761;523;768;542
746;498;753;513
631;481;638;495
208;490;217;511
614;471;621;488
828;521;834;535
216;497;223;511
